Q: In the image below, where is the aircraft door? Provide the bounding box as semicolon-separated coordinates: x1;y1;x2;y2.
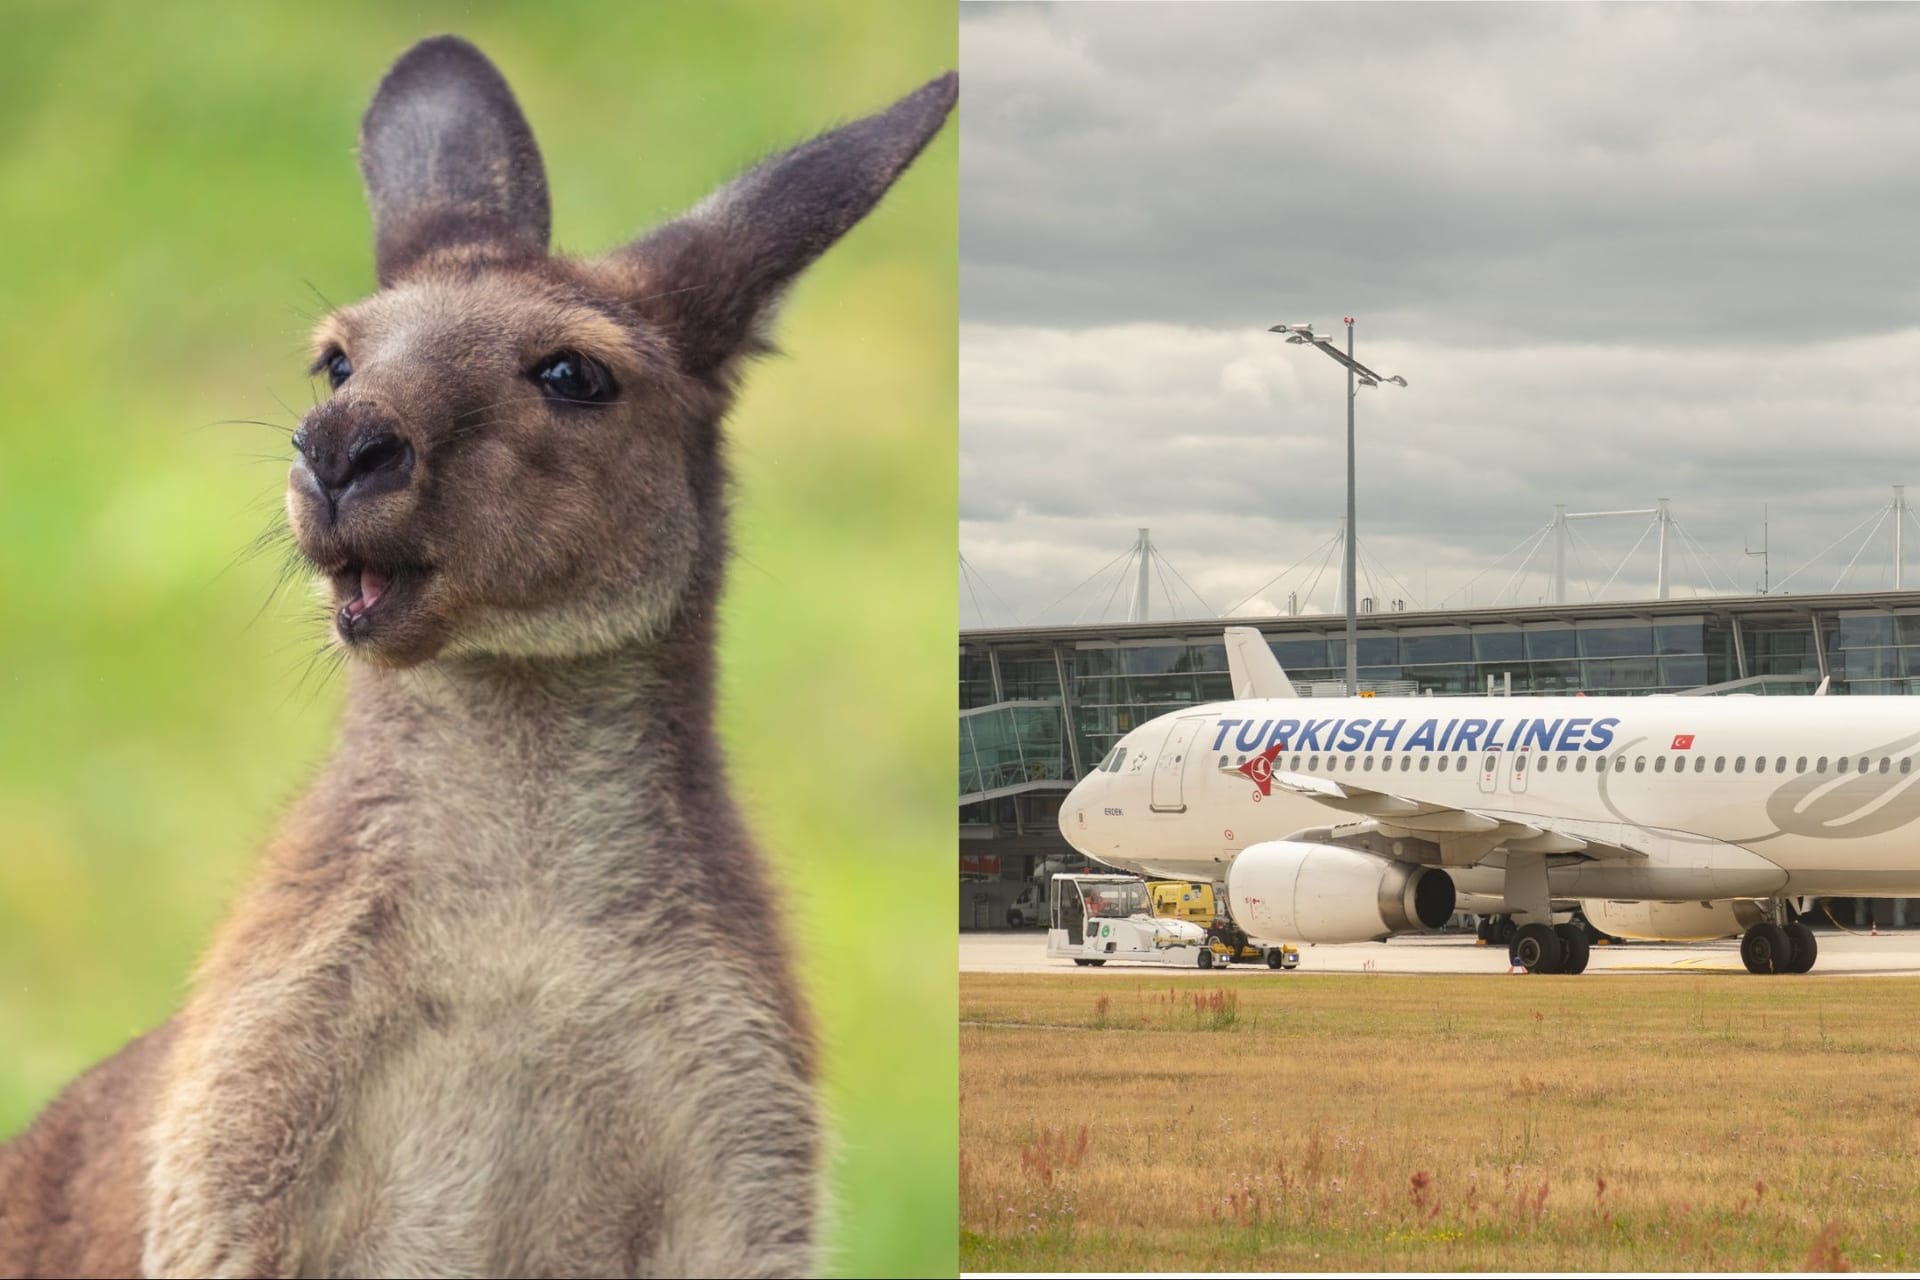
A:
1478;752;1500;794
1510;751;1531;793
1052;878;1086;945
1150;715;1208;812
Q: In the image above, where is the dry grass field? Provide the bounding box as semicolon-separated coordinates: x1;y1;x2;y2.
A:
961;972;1920;1272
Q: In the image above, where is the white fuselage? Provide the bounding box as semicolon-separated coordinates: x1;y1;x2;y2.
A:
1060;695;1920;900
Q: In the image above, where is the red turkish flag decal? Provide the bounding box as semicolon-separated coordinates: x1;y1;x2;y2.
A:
1671;734;1695;750
1236;742;1286;796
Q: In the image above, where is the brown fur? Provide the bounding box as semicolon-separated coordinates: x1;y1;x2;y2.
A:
0;36;953;1278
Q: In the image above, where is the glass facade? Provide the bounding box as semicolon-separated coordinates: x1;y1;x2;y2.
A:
1836;611;1920;695
959;701;1071;801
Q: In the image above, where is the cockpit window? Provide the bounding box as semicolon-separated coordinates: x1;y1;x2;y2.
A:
1104;747;1129;772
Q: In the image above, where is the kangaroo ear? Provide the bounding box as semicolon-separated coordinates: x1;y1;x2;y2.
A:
623;72;957;381
359;36;551;286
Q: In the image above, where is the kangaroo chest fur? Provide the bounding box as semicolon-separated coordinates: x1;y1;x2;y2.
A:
149;665;816;1277
303;888;719;1274
305;776;687;1270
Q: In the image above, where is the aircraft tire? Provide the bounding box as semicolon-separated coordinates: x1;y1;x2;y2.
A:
1513;922;1562;974
1741;922;1792;974
1784;921;1818;974
1496;916;1519;947
1553;923;1591;975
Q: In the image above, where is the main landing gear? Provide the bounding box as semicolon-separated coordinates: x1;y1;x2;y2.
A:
1480;910;1614;957
1508;921;1591;975
1741;906;1817;975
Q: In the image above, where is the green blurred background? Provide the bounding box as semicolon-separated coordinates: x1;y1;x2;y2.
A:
0;2;955;1274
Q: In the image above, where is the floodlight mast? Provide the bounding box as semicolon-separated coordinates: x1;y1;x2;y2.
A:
1267;318;1407;693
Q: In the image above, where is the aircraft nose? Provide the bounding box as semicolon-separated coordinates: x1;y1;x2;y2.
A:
1059;772;1097;851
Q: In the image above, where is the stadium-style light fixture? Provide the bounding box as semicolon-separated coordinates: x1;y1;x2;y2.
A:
1268;317;1407;693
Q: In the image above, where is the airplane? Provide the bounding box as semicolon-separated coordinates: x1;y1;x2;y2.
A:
1058;627;1920;975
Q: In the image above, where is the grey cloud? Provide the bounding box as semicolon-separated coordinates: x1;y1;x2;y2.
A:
962;3;1920;345
960;3;1920;627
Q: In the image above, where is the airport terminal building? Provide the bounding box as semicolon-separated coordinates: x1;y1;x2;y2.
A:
958;590;1920;928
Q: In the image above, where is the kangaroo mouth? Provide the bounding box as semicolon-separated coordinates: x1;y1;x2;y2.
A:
329;560;432;641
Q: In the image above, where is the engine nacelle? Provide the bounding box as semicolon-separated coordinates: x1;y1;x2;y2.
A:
1580;897;1767;942
1227;840;1455;944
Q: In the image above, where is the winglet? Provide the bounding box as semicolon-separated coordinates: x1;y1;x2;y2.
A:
1224;626;1298;699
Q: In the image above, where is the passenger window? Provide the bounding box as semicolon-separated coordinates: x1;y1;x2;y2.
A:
1694;756;1706;773
1437;756;1448;772
1344;756;1357;772
1881;757;1892;774
1859;758;1870;773
1363;755;1375;771
1836;758;1849;774
1734;757;1746;773
1714;756;1726;773
1576;757;1588;773
1904;759;1913;775
1796;756;1807;773
1401;756;1413;772
1556;756;1569;773
1817;756;1828;772
1458;755;1469;772
1614;756;1627;773
1634;756;1646;773
1308;754;1320;771
1654;756;1666;773
1419;756;1431;772
1290;754;1302;770
1515;755;1528;774
1755;757;1767;774
1778;757;1788;773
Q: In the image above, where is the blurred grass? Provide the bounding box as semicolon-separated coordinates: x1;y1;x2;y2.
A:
0;3;955;1275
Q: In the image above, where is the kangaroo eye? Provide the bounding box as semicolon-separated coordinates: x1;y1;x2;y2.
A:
532;351;616;405
318;349;352;391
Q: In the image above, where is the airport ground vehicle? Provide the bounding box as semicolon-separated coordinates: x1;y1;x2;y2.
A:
1145;880;1301;969
1206;912;1301;969
1146;880;1218;925
1045;874;1214;967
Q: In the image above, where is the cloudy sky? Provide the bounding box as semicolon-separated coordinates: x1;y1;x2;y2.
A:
959;2;1920;628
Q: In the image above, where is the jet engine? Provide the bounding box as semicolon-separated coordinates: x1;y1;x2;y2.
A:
1226;840;1455;944
1579;897;1767;942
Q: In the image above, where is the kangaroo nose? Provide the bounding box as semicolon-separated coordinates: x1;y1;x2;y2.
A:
300;428;414;506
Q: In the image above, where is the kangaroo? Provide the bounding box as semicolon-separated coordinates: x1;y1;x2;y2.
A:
0;36;954;1279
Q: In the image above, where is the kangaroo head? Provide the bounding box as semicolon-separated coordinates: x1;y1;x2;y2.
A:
286;37;954;668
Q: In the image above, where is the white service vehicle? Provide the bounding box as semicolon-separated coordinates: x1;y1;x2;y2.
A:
1044;873;1214;967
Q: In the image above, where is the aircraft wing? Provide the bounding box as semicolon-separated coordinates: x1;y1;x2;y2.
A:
1263;769;1645;859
